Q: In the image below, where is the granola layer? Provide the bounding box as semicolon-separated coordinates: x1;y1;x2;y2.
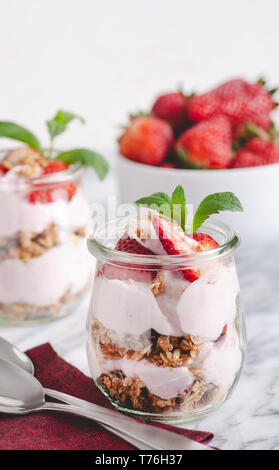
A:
0;279;90;322
93;321;201;367
0;223;86;262
99;371;217;414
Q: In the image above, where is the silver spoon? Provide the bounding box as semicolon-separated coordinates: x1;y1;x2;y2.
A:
0;338;150;449
0;358;211;450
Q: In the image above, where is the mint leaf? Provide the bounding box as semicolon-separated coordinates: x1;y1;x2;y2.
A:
135;186;187;231
171;185;187;231
56;148;109;181
0;122;43;153
135;192;171;207
47;110;85;140
47;110;85;157
191;192;243;233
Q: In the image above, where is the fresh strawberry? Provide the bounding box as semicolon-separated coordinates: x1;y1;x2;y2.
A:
28;182;76;204
151;213;200;282
175;115;233;169
192;232;219;250
43;160;69;174
151;92;189;133
231;137;279;168
188;79;275;131
102;235;156;282
119;116;174;166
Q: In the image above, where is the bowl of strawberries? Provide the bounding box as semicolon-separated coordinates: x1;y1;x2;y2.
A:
117;78;279;244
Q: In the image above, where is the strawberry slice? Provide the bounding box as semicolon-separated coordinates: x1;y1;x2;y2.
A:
0;164;8;176
28;159;75;204
151;213;200;282
43;160;69;174
28;182;76;204
102;235;156;282
192;232;219;250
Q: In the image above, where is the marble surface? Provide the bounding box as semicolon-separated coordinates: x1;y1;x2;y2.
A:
0;176;278;450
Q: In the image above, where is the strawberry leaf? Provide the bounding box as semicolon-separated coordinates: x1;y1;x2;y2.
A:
0;122;43;153
55;148;109;180
191;192;243;233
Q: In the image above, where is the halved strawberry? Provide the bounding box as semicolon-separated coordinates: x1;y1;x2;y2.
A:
28;182;76;204
102;235;156;282
43;160;69;174
151;213;200;282
192;232;219;250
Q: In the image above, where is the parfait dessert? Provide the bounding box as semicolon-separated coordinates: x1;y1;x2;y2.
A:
0;111;109;324
87;186;246;422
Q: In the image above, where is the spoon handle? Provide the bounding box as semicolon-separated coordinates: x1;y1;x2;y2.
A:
40;401;211;450
45;388;152;449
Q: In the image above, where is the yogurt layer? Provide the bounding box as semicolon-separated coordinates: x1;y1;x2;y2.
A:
97;262;239;339
93;276;180;336
0;184;90;238
0;238;93;306
177;263;240;341
192;326;242;393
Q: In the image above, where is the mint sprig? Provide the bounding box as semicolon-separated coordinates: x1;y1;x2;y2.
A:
0;111;109;181
47;110;85;158
0;122;43;154
136;185;187;231
56;149;109;181
135;185;243;233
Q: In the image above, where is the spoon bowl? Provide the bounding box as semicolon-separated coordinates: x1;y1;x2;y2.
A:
0;359;44;413
0;337;34;375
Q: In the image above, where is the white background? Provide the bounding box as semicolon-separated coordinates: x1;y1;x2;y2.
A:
1;0;279;200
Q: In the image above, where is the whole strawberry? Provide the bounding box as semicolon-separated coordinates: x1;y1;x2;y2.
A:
231;137;279;168
175;115;233;169
119;116;174;166
188;79;275;131
151;92;189;133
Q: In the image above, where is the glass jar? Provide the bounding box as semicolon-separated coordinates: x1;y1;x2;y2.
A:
86;216;246;424
0;150;93;325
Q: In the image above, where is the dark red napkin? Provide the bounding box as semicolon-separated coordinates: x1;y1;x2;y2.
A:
0;343;215;450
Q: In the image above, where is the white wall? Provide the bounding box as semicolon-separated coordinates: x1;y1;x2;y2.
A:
0;0;278;198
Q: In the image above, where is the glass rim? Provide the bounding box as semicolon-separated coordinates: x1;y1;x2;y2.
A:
87;216;241;268
0;148;85;188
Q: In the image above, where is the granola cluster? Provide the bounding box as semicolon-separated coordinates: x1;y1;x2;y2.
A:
99;371;217;414
93;322;201;368
2;147;47;178
0;224;86;262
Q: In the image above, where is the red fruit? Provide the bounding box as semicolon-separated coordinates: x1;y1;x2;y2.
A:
0;164;8;176
192;233;219;250
43;160;69;174
188;79;274;131
28;182;76;204
151;213;200;282
152;92;188;132
175;115;233;169
119;116;174;166
231;137;279;168
102;235;156;282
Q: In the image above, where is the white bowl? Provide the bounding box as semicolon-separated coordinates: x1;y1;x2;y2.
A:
117;154;279;246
